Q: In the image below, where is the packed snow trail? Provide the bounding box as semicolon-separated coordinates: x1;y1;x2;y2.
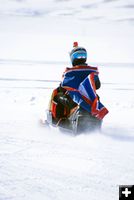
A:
0;62;134;200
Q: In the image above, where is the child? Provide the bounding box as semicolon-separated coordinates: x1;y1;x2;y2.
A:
49;42;102;124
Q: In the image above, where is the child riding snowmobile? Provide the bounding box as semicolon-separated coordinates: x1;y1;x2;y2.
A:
47;42;108;133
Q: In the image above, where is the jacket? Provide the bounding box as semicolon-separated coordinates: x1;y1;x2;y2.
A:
61;64;101;90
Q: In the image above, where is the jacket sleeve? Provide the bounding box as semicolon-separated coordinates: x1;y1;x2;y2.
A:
94;75;101;90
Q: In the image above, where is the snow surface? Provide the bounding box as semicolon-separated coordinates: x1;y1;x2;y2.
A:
0;0;134;63
0;61;134;200
0;1;134;200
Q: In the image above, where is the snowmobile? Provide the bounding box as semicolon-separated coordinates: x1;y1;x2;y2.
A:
44;73;108;135
45;106;102;135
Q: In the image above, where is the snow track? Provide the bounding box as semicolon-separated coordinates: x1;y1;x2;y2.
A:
0;62;134;200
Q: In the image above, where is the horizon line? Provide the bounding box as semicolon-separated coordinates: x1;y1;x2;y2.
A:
0;58;134;67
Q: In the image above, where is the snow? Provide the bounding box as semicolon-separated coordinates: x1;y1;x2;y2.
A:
0;0;134;63
1;62;134;200
0;1;134;200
